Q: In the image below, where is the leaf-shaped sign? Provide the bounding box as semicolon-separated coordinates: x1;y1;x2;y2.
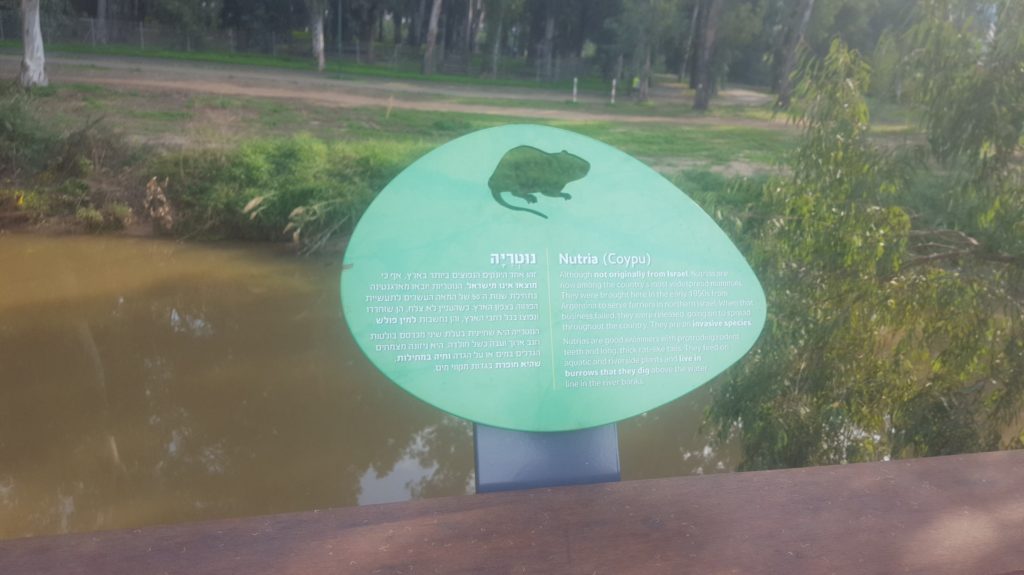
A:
341;125;766;432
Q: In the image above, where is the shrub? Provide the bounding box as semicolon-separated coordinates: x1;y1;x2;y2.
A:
155;135;427;251
104;202;133;229
0;89;57;178
75;206;105;231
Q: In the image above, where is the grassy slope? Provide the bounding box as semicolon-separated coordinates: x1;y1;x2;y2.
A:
6;79;798;240
37;82;795;169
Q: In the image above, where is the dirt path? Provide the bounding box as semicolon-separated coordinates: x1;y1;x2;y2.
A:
0;54;788;130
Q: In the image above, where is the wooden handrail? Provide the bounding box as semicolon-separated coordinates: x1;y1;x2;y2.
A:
2;450;1023;574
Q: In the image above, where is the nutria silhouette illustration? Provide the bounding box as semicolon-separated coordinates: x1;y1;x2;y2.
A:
488;146;590;219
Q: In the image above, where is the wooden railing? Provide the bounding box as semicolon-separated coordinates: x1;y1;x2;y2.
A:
2;450;1023;574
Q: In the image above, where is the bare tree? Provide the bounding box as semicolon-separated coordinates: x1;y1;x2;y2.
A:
775;0;816;109
422;0;443;74
20;0;47;88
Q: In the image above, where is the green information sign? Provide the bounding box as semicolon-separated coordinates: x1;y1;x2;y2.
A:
341;125;766;432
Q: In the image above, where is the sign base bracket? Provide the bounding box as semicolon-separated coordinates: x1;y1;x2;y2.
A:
474;423;621;493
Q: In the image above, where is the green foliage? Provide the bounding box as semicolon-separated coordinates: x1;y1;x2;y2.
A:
712;0;767;84
151;0;221;36
906;0;1024;168
0;89;57;178
868;30;901;101
155;135;427;252
0;87;140;229
0;88;130;174
74;201;132;231
74;206;106;231
708;39;1023;470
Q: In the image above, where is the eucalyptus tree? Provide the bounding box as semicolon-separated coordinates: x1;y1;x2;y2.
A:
709;11;1024;469
422;0;442;73
691;0;722;109
774;0;815;108
20;0;47;87
310;0;327;70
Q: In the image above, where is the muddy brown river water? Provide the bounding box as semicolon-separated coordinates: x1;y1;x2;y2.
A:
0;233;734;540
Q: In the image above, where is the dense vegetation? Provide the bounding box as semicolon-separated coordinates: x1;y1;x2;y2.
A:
161;136;426;253
706;3;1024;467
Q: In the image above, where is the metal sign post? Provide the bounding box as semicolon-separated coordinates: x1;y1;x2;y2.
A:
474;424;620;493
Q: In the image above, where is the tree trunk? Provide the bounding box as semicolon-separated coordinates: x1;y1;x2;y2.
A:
336;0;343;54
575;0;588;58
360;5;377;63
490;0;505;79
423;0;443;74
688;0;707;89
470;0;483;54
693;0;722;110
442;4;453;55
542;11;554;81
775;0;816;109
680;0;700;82
464;0;473;54
410;0;427;46
312;9;326;72
638;43;651;101
20;0;47;88
394;11;402;45
96;0;108;44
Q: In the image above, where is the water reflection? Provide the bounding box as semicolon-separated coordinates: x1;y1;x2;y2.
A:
0;234;734;541
0;234;474;539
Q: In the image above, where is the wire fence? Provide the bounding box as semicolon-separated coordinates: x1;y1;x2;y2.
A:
0;11;593;82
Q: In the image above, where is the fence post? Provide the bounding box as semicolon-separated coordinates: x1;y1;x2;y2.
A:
139;21;144;50
573;77;578;103
611;79;617;104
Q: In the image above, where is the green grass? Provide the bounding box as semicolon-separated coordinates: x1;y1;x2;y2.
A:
565;122;793;164
124;109;192;122
867;96;923;127
27;76;796;171
63;83;116;95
